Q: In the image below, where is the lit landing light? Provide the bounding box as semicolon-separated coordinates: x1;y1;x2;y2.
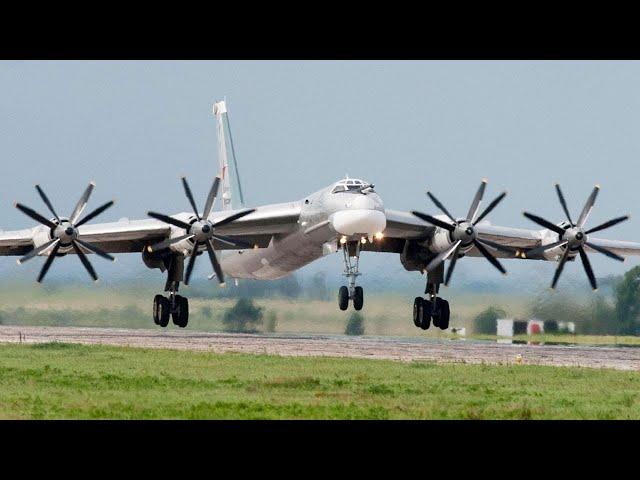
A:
374;232;384;241
361;237;367;244
340;236;347;245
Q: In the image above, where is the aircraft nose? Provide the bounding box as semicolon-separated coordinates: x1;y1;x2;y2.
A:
330;209;386;237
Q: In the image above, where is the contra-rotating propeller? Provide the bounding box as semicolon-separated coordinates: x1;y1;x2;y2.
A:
411;180;512;286
15;182;116;283
147;176;255;286
522;184;629;290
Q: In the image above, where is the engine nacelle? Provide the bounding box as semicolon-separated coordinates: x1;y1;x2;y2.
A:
142;246;166;271
427;221;474;256
31;223;73;256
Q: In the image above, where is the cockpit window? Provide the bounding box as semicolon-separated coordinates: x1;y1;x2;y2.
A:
331;179;375;194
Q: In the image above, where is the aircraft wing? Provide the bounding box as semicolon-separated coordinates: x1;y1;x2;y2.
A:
373;210;640;260
0;202;301;257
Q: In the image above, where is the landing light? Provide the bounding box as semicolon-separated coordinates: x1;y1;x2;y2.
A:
374;232;384;240
340;236;347;245
361;237;367;244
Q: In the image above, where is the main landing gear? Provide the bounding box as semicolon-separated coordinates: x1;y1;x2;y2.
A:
338;240;364;311
412;264;450;331
152;254;190;328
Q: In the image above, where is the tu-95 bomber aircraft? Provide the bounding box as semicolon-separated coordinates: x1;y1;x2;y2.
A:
2;100;640;330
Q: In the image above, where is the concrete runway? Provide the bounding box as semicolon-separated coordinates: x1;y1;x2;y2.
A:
0;325;638;370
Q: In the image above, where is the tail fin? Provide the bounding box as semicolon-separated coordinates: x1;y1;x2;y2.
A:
213;99;246;211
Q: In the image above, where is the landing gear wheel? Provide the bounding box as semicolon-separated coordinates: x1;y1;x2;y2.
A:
438;299;450;330
353;286;364;311
172;295;189;328
338;286;349;311
413;297;424;328
157;296;170;328
153;295;164;325
420;299;432;330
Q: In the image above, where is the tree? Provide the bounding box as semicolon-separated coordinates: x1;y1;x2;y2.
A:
309;271;329;301
473;306;506;335
222;298;264;333
345;312;365;336
265;311;278;333
615;265;640;335
200;306;213;321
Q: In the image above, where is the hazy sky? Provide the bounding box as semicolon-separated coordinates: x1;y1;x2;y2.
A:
1;61;639;285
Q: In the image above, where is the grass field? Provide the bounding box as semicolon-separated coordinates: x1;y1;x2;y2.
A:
1;342;639;419
0;283;530;337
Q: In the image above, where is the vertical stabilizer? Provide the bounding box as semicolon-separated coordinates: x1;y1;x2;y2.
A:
213;100;245;211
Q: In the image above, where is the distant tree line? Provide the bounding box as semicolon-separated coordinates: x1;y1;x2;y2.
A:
474;265;640;336
188;271;332;301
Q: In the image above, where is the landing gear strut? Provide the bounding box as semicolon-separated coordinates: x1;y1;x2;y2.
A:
338;240;364;311
152;254;190;328
412;263;450;331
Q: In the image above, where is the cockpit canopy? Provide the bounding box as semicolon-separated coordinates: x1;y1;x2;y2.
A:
331;178;375;194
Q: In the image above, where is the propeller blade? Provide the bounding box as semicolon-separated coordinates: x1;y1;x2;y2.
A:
444;243;461;286
522;212;566;235
18;238;60;265
551;248;571;289
75;200;115;227
467;179;487;223
576;185;600;228
202;177;221;220
147;212;191;230
585;215;629;235
473;191;507;226
554;183;574;226
15;203;58;229
74;238;116;262
586;241;625;262
206;240;225;285
473;239;507;275
578;246;597;290
426;191;456;224
475;237;521;255
212;234;253;249
426;240;461;273
37;243;61;283
35;185;60;221
184;242;200;286
149;234;195;252
181;177;201;220
72;240;98;282
411;211;455;232
211;209;256;229
523;240;568;259
69;182;95;224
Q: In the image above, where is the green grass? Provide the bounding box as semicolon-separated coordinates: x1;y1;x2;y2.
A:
0;343;639;419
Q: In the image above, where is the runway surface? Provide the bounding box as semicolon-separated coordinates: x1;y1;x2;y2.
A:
0;325;638;370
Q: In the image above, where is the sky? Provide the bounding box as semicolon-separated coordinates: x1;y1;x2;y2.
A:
1;60;640;288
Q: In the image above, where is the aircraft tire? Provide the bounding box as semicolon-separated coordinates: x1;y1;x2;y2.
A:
413;297;423;327
438;299;450;330
157;297;170;328
353;287;364;311
153;295;163;325
420;299;432;330
172;295;189;328
338;286;349;311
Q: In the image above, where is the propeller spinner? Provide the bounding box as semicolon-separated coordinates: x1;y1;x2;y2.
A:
15;182;116;283
411;180;511;286
147;176;255;286
523;184;629;290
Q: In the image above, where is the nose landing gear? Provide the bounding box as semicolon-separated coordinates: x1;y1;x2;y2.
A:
338;240;364;311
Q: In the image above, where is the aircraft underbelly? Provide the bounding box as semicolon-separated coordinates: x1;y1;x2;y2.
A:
221;230;325;280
